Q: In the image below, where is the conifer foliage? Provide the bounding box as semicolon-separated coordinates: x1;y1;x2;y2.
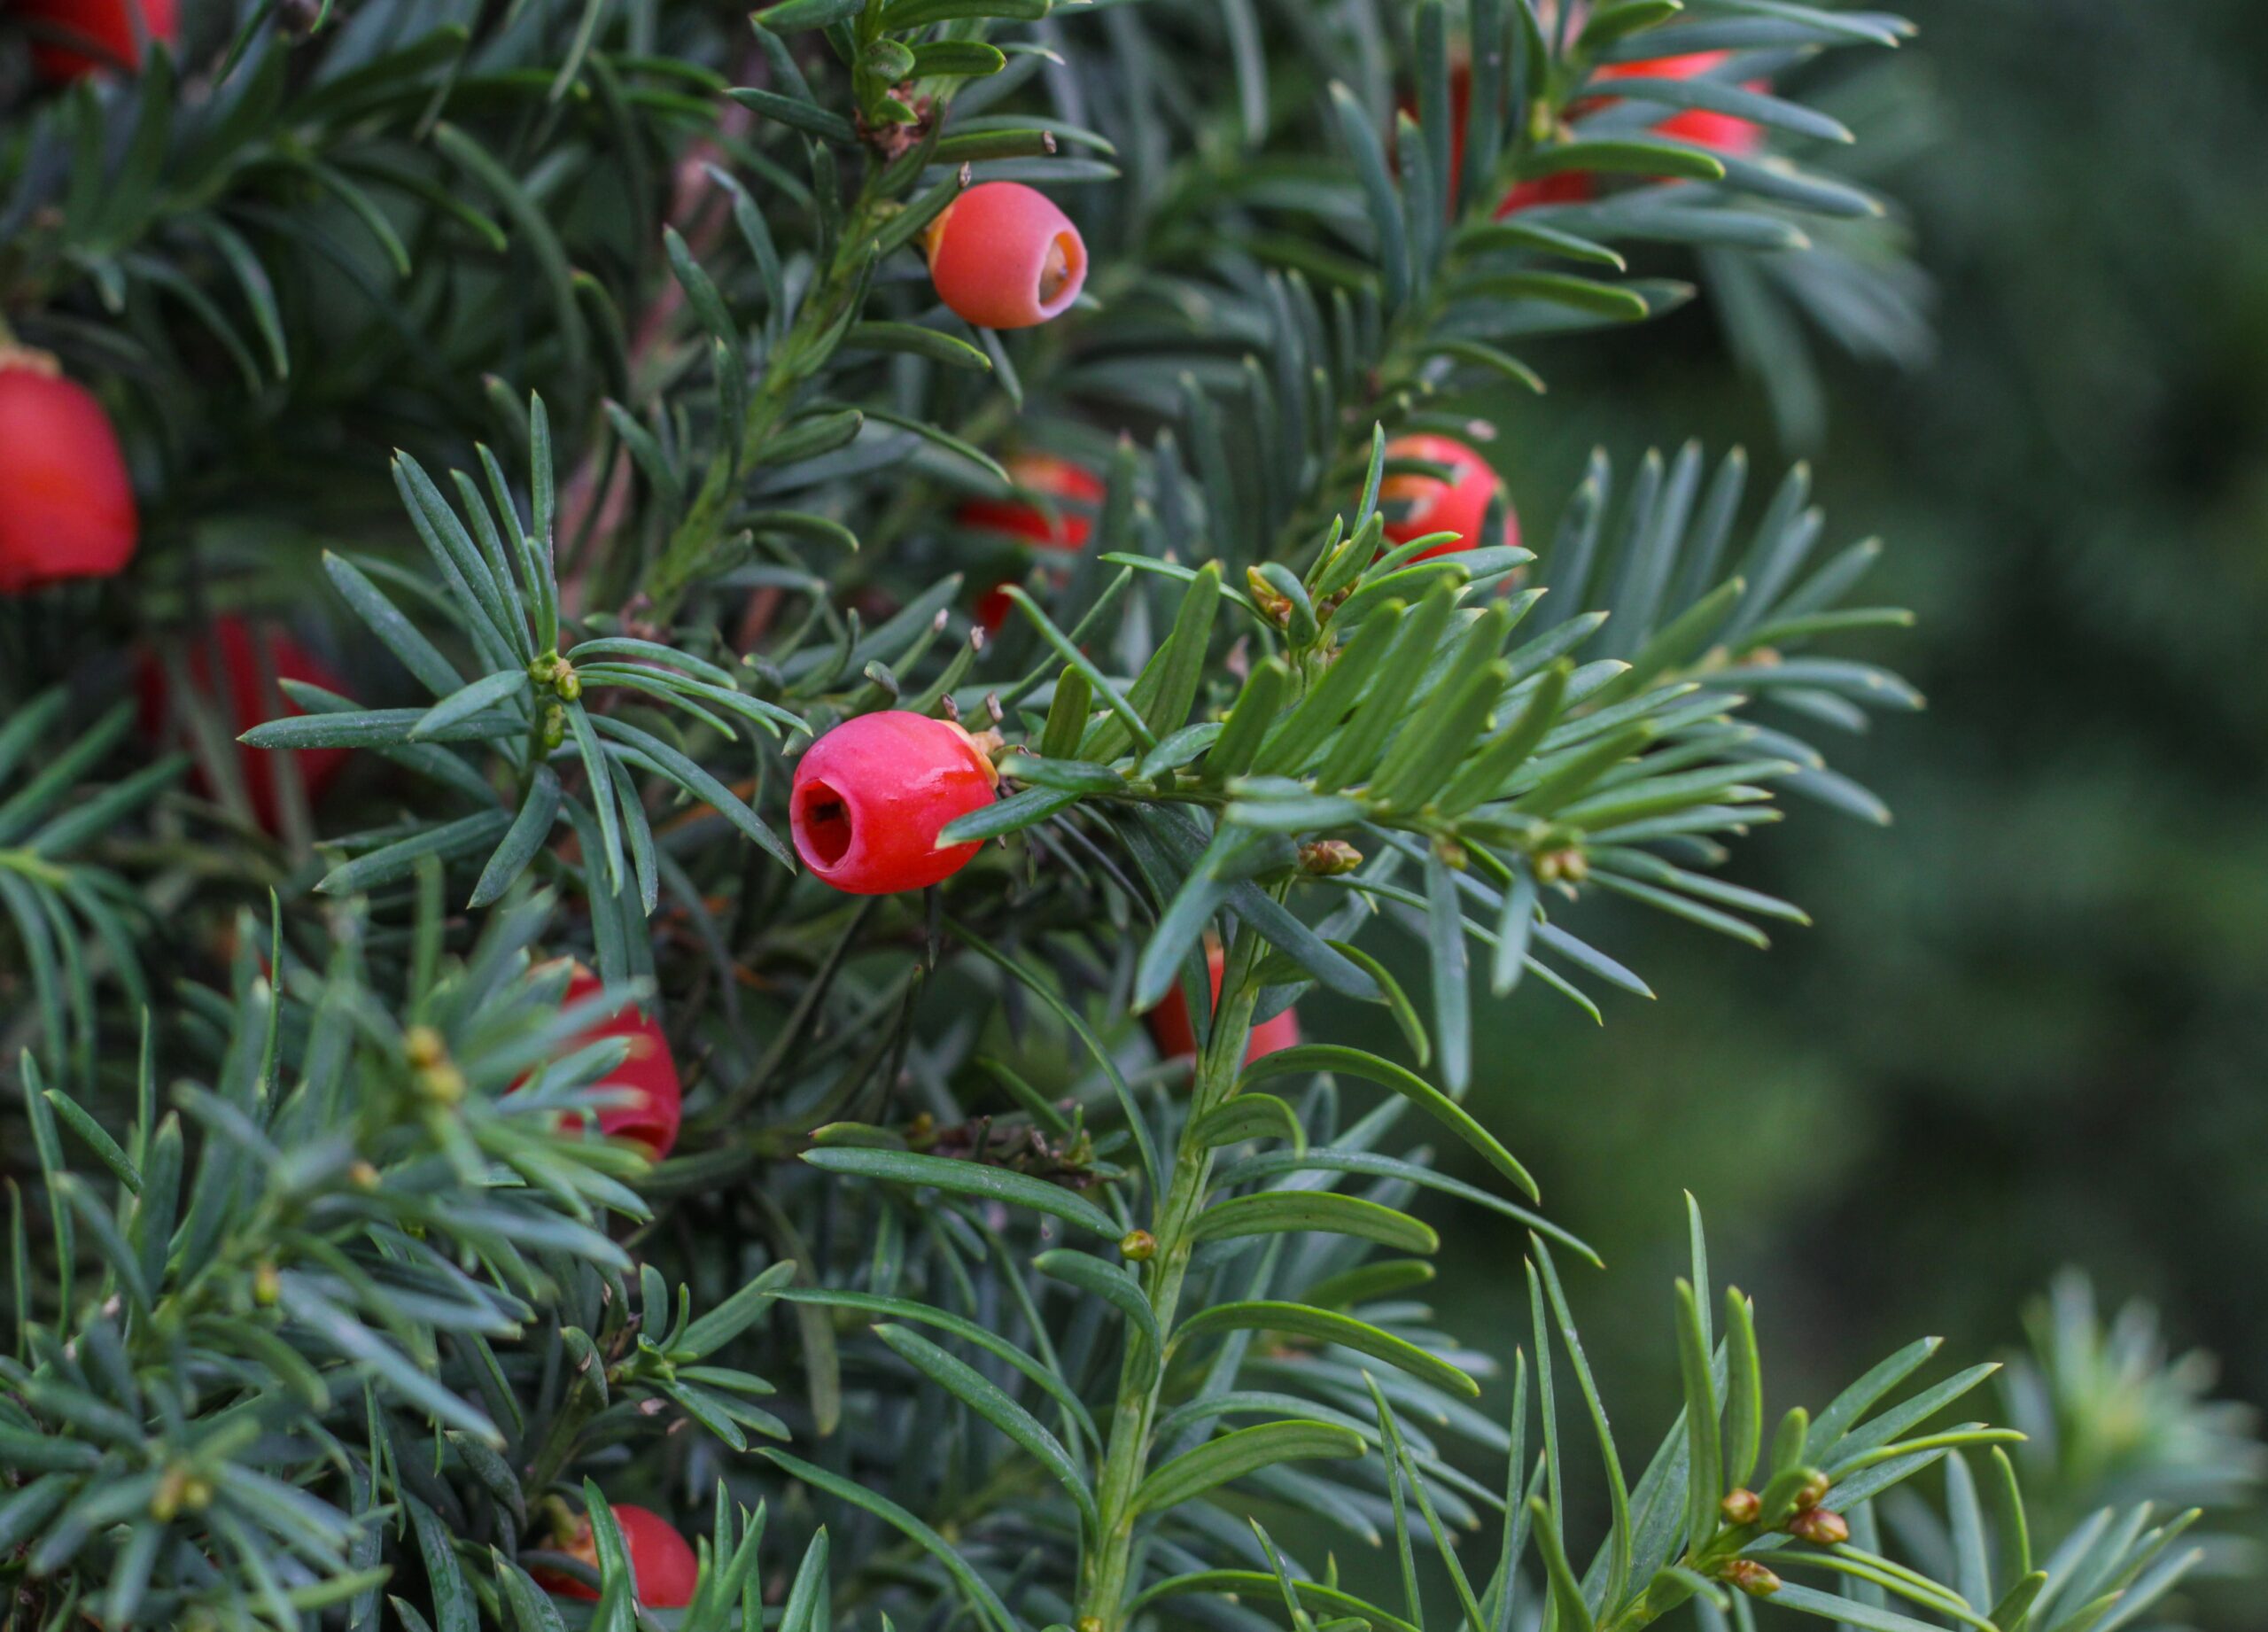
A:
0;3;2238;1631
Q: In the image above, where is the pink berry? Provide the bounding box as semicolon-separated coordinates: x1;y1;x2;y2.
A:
1379;434;1518;562
14;0;176;82
1596;51;1767;157
1387;58;1598;220
924;183;1088;330
557;963;683;1159
790;712;998;895
135;616;351;833
959;453;1106;552
533;1504;699;1608
959;452;1107;632
0;354;137;594
1497;47;1765;214
1146;943;1302;1066
1495;171;1595;218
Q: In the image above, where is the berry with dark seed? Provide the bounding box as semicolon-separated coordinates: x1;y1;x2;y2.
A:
790;711;1000;895
923;183;1088;330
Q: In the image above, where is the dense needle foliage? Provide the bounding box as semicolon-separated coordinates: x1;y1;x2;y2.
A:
3;3;2256;1631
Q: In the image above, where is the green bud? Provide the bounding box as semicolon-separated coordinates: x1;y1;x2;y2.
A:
863;37;917;82
1534;845;1588;885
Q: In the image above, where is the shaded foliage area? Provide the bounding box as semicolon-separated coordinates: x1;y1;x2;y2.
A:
4;0;2263;1629
1394;3;2268;1621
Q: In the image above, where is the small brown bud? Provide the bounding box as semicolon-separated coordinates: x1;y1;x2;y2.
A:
1789;1507;1848;1546
349;1160;381;1190
403;1025;446;1069
1720;1488;1761;1526
1297;839;1363;877
1245;566;1293;626
1720;1559;1780;1598
1430;833;1469;870
1794;1473;1831;1512
1119;1229;1158;1263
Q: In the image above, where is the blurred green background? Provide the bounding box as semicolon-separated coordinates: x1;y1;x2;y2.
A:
1338;0;2268;1606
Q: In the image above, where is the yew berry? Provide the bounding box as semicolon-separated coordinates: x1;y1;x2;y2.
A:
14;0;177;81
1146;943;1302;1066
136;616;350;831
1396;18;1761;218
1398;59;1583;212
1596;50;1767;158
960;453;1106;553
1379;434;1518;562
1391;59;1588;219
555;963;683;1159
959;452;1107;633
923;183;1088;330
1497;47;1764;215
1394;61;1470;206
0;350;137;595
533;1504;699;1608
791;711;998;895
1495;171;1596;218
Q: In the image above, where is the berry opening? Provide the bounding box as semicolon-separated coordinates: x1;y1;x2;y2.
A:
1038;237;1075;303
1034;230;1084;315
799;784;854;867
